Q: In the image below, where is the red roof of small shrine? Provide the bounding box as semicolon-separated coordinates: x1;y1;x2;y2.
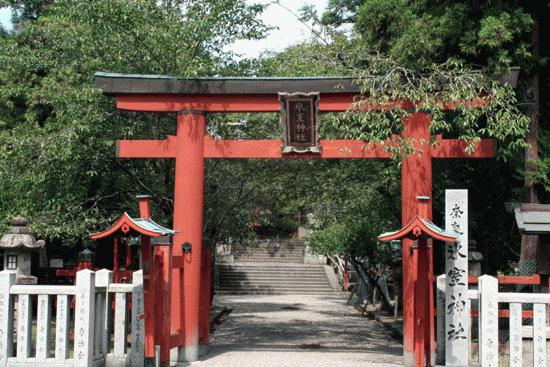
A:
378;216;458;242
89;213;176;240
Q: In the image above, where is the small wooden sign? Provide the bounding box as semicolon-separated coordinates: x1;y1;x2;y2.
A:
279;92;320;153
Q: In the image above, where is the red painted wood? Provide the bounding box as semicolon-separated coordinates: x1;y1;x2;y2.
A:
115;93;489;113
344;258;349;290
171;112;206;358
141;236;156;358
114;237;119;283
118;136;497;160
116;93;414;113
415;239;430;367
378;216;457;242
138;196;152;219
470;309;534;318
155;246;172;363
117;138;393;159
431;138;496;158
172;256;185;269
89;213;163;239
205;138;393;159
170;333;181;349
468;275;541;285
401;113;433;365
55;269;76;277
199;248;212;345
116;138;176;158
125;241;131;267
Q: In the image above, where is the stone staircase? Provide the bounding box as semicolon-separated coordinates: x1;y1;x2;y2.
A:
217;240;338;295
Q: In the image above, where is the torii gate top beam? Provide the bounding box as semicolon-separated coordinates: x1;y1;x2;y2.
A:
95;72;422;113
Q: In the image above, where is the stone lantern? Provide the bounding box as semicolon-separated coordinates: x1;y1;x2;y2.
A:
468;239;484;277
0;216;45;284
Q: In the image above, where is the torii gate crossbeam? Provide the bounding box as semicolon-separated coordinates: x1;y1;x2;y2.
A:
96;73;495;366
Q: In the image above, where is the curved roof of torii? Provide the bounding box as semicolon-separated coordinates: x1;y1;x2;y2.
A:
89;212;176;240
378;216;458;242
95;72;359;95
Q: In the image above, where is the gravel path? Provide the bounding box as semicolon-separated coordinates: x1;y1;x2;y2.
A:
194;293;403;367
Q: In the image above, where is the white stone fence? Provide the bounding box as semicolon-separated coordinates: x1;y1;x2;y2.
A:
437;274;550;367
0;269;144;367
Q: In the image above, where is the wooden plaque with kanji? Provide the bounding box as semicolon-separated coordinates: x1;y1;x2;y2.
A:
279;92;320;153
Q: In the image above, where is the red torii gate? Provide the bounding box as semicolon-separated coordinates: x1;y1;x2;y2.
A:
96;73;495;365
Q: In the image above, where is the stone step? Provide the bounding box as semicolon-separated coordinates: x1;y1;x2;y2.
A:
233;248;305;252
220;283;332;289
233;250;305;256
234;256;304;259
220;278;329;285
220;264;324;270
217;258;335;295
220;274;327;279
215;289;337;295
234;257;304;264
220;272;326;276
216;287;335;294
220;272;327;278
220;274;328;279
234;254;304;258
220;286;333;292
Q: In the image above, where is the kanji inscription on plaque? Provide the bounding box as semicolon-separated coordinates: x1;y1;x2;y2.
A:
279;92;320;153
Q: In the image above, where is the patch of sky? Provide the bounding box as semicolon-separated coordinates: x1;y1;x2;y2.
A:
0;7;12;31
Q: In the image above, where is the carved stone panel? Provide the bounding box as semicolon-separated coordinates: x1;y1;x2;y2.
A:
445;189;469;367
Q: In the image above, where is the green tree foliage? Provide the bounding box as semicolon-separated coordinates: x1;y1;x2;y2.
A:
293;0;548;273
324;0;534;72
0;0;268;241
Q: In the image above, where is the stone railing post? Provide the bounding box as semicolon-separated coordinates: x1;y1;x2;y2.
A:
75;269;96;367
131;270;145;367
478;275;498;367
95;269;113;359
0;271;16;367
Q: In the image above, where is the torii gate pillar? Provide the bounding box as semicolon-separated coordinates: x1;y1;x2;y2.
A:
401;112;434;365
173;111;206;362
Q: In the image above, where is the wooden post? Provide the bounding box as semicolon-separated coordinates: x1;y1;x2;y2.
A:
155;246;172;363
415;238;430;366
141;235;156;360
445;190;469;366
200;248;212;345
344;257;349;290
0;271;16;366
173;111;206;362
74;269;96;367
401;113;433;366
114;237;120;283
